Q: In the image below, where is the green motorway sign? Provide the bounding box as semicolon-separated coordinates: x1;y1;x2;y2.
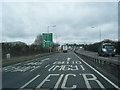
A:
42;33;53;47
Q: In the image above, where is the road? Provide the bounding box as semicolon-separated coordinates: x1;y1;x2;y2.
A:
2;51;120;89
76;49;119;60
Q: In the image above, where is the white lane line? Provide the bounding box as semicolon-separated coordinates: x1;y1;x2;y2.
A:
80;65;85;71
45;65;50;68
74;53;120;89
20;75;40;88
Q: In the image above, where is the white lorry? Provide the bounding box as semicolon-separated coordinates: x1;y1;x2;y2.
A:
63;45;68;53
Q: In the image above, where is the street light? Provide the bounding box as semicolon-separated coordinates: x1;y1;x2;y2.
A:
47;25;56;53
91;26;101;42
47;25;56;33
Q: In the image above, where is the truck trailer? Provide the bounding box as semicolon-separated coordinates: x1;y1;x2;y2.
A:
63;45;68;53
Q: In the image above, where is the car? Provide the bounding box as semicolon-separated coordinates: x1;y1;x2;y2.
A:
98;43;116;57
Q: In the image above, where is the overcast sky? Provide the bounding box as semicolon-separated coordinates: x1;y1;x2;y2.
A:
1;2;118;45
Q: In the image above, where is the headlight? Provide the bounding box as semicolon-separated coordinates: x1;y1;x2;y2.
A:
114;49;116;52
102;48;107;52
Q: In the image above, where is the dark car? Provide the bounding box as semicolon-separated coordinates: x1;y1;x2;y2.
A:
98;43;116;57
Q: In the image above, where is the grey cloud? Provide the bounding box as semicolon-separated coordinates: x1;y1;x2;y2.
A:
2;2;118;45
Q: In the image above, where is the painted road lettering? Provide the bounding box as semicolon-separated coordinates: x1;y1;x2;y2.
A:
37;74;59;88
48;65;85;71
81;74;105;88
52;61;82;65
48;65;81;71
61;74;76;89
36;74;104;88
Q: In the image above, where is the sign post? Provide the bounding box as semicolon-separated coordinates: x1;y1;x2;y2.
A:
42;33;53;53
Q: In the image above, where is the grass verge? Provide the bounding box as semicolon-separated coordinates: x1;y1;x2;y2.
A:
2;52;56;67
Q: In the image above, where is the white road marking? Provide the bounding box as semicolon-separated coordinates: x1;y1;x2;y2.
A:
54;74;64;88
52;65;60;71
59;65;65;71
53;61;65;64
48;65;79;71
67;61;69;64
3;65;41;72
20;75;40;88
25;62;42;65
14;63;21;65
36;74;59;88
48;65;55;71
3;65;14;70
76;61;82;64
67;58;71;61
30;66;40;72
72;61;75;64
5;67;15;72
45;65;50;68
82;74;105;88
57;61;65;64
74;53;120;89
41;58;49;61
61;74;76;89
70;65;79;71
80;65;85;71
53;62;57;64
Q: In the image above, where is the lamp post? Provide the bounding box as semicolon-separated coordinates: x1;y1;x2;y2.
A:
91;26;101;42
47;25;56;53
47;25;56;33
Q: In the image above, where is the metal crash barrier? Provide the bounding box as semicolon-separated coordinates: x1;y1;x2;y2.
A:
75;51;120;68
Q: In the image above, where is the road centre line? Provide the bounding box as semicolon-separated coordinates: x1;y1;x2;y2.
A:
20;75;40;88
74;53;120;89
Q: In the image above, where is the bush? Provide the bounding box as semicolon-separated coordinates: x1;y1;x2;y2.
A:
2;43;52;59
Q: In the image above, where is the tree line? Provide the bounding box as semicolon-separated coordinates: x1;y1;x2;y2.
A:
2;43;58;59
84;39;120;54
65;39;120;55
